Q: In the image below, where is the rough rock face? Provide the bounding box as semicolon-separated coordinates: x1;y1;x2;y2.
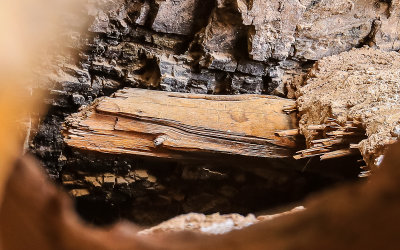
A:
297;47;400;172
238;0;305;61
152;0;202;35
293;0;400;60
238;0;400;61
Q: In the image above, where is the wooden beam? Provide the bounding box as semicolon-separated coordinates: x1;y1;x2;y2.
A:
63;88;299;160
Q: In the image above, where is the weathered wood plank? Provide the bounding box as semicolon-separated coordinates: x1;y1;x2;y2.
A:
63;88;298;159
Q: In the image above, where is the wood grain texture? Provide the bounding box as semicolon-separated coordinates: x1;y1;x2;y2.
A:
63;88;298;159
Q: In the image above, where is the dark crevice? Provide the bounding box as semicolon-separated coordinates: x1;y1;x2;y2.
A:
131;57;162;88
144;0;160;28
357;18;382;48
191;0;217;36
214;72;232;94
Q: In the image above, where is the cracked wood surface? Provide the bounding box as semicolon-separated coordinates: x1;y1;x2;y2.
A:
63;88;298;160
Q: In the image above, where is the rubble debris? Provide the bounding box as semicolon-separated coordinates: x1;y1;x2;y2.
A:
296;47;400;172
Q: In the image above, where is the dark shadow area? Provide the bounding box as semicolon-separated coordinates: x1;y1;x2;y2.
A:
67;148;362;226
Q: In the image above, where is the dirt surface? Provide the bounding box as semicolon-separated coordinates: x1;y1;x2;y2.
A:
297;47;400;170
